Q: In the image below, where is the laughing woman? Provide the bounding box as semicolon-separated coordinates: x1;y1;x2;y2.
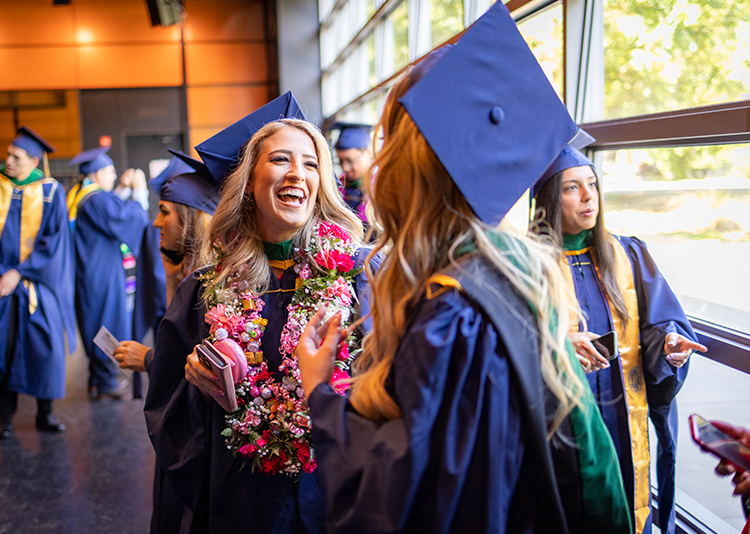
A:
144;95;373;534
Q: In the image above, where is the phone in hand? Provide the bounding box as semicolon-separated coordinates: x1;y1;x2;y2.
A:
689;413;750;472
592;331;618;361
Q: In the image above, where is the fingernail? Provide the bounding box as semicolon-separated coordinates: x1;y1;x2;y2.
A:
214;389;224;397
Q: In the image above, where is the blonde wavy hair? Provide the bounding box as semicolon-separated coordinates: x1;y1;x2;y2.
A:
201;119;363;295
350;70;586;436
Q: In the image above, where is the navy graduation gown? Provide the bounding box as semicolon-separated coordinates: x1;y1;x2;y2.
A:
71;189;148;392
133;222;167;343
0;175;75;399
563;234;694;534
145;253;374;534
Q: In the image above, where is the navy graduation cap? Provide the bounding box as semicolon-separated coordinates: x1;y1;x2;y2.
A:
332;122;372;151
69;146;114;175
11;125;55;160
398;1;578;226
531;129;596;200
150;149;221;215
196;91;305;182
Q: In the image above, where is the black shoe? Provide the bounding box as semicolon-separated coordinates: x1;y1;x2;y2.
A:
0;419;13;439
36;414;66;433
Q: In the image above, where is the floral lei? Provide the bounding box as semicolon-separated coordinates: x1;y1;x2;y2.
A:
200;221;361;477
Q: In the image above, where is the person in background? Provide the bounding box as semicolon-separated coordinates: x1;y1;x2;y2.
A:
530;144;707;534
115;150;219;534
331;122;373;223
68;146;149;400
0;126;76;439
297;4;631;533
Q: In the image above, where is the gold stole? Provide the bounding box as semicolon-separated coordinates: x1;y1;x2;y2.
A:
67;182;102;222
0;174;59;314
559;234;651;534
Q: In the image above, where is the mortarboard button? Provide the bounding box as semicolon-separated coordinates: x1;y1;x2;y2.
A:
489;106;505;125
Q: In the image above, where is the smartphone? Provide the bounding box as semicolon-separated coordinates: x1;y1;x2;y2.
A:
689;414;750;472
197;340;228;371
592;331;618;361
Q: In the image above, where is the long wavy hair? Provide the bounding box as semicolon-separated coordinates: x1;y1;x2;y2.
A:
349;69;586;436
201;119;363;295
531;170;629;325
169;201;212;277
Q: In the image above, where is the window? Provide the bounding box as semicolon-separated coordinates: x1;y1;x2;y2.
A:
517;2;563;98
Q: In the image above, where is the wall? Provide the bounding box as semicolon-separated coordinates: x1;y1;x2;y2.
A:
0;0;277;160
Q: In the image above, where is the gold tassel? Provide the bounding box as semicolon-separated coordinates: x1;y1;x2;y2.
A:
42;152;51;177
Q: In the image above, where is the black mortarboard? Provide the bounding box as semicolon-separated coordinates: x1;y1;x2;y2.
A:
11;126;55;160
332;122;372;151
150;150;221;215
195;91;305;182
398;2;578;226
69;146;114;175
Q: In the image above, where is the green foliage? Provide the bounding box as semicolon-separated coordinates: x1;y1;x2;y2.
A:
604;0;750;180
431;0;464;46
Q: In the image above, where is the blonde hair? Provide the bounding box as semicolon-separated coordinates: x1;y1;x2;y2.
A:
202;119;363;295
350;70;585;436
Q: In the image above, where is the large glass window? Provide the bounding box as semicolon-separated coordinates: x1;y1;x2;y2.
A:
603;0;750;120
517;2;563;98
601;143;750;334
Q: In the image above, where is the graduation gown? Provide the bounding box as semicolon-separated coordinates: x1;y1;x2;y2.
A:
144;249;376;534
560;232;695;534
68;183;148;392
133;222;167;343
307;252;632;534
0;169;76;399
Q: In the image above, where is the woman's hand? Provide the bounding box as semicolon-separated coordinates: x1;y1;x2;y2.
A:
712;421;750;496
569;331;610;373
0;269;21;297
113;341;149;372
185;346;223;401
664;333;706;368
297;307;343;398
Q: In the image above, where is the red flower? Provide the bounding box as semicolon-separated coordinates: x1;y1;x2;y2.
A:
337;343;350;361
293;440;316;473
315;250;355;273
317;222;351;242
330;367;350;395
239;443;258;457
260;449;289;474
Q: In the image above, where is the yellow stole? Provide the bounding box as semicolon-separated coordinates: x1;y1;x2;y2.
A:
67;182;102;222
560;234;651;534
0;173;59;314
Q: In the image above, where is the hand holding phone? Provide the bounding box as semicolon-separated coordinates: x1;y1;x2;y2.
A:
592;331;618;362
689;414;750;473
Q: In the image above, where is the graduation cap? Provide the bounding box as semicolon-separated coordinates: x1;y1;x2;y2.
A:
11;126;55;160
69;146;114;175
150;150;221;215
332;122;372;151
397;1;578;226
531;130;596;200
195;91;305;182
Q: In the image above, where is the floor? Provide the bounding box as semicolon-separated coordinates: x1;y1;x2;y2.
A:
0;341;154;534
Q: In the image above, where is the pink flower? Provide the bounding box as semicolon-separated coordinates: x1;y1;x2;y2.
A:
298;264;311;280
326;276;352;305
317;222;351;242
330;367;350;395
315;250;355;273
239;443;258;457
205;304;244;335
337;343;350;361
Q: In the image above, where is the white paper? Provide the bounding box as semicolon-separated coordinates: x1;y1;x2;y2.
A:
93;326;132;380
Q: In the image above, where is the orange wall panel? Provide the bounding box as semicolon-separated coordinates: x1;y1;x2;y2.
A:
187;85;271;127
186;43;268;86
188;126;223;153
184;0;266;42
74;0;179;44
0;47;77;90
0;3;75;45
77;44;182;88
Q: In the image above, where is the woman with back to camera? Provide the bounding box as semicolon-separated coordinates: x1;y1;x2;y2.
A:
530;143;707;534
296;4;631;533
144;93;376;533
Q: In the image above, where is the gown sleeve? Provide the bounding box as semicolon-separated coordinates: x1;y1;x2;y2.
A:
83;192;149;255
308;290;526;534
144;273;212;511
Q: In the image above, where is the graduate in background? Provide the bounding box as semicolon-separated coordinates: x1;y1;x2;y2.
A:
68;146;149;400
530;144;707;534
0;126;76;439
115;151;219;534
297;4;631;533
331;122;373;223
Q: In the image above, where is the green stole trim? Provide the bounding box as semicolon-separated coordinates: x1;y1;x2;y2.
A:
0;165;44;186
562;229;594;252
263;240;294;261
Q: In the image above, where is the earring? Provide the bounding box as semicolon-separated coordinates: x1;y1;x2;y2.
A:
245;192;255;209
